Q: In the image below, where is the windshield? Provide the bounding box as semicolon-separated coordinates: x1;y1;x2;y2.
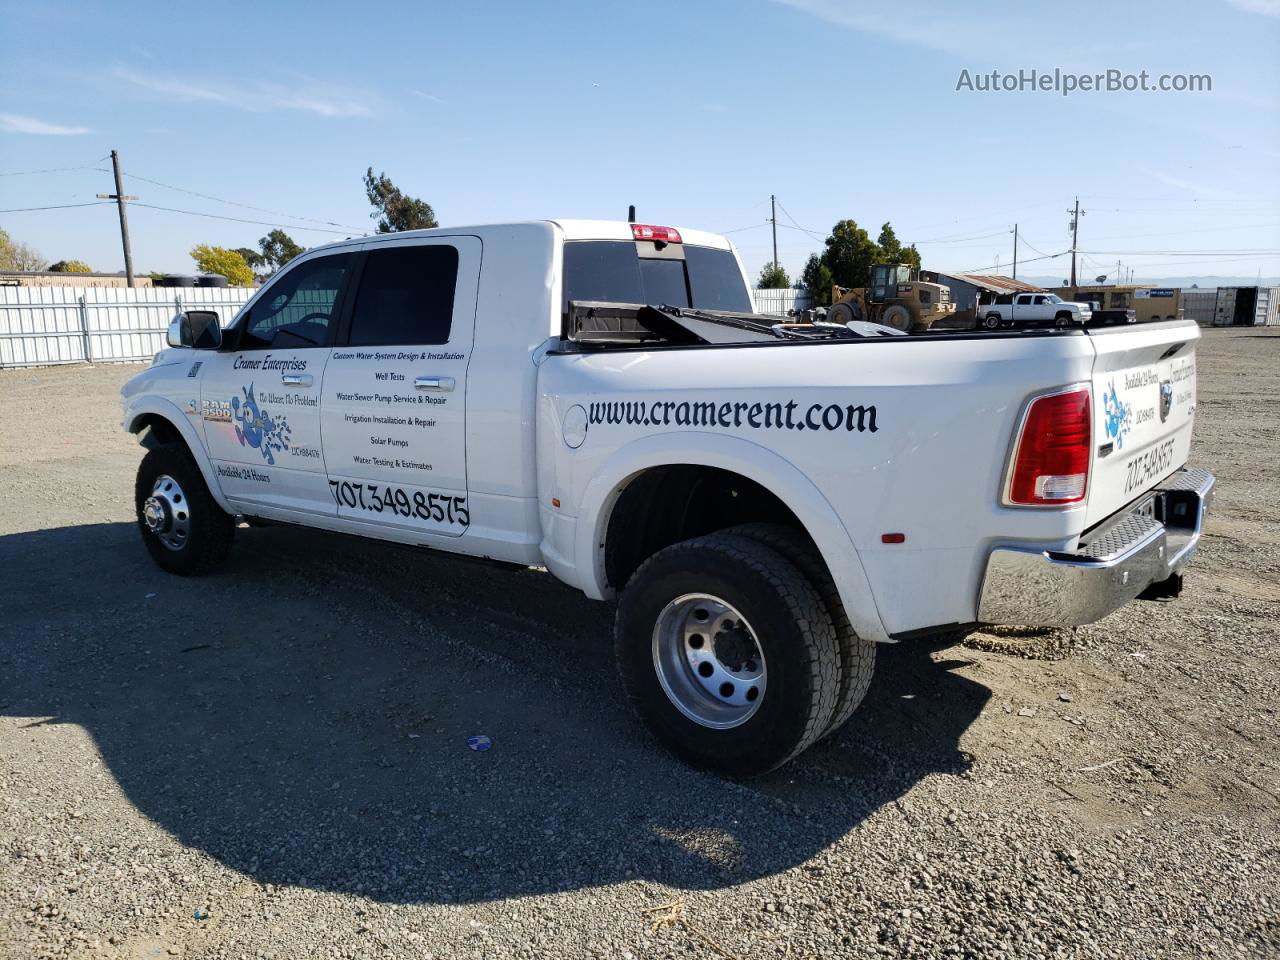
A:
563;241;752;319
1046;294;1064;304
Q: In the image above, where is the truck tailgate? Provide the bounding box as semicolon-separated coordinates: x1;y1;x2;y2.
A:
1086;320;1199;528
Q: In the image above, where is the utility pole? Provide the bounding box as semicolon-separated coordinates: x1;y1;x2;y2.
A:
1011;224;1019;280
97;150;137;287
1067;196;1084;289
1116;259;1121;286
770;194;778;272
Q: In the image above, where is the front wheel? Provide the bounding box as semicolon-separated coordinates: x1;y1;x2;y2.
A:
615;533;840;777
135;444;235;575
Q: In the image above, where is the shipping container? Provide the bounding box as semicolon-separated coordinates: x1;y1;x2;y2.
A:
1206;286;1280;327
1180;289;1217;326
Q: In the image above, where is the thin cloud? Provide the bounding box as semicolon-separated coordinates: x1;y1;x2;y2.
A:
1225;0;1280;15
115;67;372;118
1142;167;1242;201
770;0;1005;55
412;90;448;105
0;112;91;135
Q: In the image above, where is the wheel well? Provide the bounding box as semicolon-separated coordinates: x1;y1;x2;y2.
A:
131;413;183;449
603;465;818;590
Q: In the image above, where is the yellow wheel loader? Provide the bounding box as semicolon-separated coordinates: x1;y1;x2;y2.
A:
826;264;955;332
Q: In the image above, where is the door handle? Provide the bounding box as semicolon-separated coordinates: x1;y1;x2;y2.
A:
415;376;455;392
281;373;313;387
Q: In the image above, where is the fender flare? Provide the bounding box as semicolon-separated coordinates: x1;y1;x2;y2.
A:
573;431;890;644
124;396;233;514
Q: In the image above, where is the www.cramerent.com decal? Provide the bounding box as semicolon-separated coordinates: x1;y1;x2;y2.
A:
585;397;880;435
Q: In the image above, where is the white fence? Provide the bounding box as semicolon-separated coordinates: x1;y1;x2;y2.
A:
753;287;813;315
0;285;257;368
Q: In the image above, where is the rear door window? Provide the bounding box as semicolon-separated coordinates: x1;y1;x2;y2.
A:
563;241;751;319
347;244;459;346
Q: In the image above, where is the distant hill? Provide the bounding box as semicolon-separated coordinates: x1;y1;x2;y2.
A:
1020;275;1280;289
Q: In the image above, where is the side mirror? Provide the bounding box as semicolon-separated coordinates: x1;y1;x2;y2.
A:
167;310;223;349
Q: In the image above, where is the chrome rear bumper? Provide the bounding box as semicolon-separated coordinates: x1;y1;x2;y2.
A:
977;468;1215;627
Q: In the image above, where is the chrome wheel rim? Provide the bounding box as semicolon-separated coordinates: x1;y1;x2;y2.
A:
652;593;766;729
143;474;190;551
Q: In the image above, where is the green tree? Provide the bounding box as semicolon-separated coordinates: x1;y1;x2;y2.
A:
364;167;437;233
234;247;264;271
48;259;93;273
876;223;903;263
800;254;835;306
875;223;921;274
257;229;303;271
0;228;47;271
190;244;255;286
823;219;879;289
757;262;790;289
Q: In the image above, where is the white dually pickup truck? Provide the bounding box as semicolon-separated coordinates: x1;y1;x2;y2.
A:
121;220;1214;776
981;292;1094;329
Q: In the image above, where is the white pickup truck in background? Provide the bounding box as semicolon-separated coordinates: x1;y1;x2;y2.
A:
981;292;1094;329
120;220;1214;776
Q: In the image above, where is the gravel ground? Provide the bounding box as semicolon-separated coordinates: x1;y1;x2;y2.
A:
1;328;1277;960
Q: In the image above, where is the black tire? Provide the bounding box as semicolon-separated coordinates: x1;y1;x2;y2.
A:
828;301;861;325
728;523;875;739
982;314;1001;330
135;443;234;576
1055;312;1073;327
615;533;840;777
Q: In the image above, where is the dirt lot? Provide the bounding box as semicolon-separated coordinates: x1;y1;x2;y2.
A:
1;328;1277;959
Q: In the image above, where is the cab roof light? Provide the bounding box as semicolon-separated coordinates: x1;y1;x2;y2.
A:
631;224;682;244
1007;388;1091;506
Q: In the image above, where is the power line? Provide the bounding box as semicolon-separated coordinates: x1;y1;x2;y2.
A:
774;200;824;242
0;163;103;177
119;168;368;232
0;159;368;233
1018;236;1056;258
959;250;1069;274
1081;248;1280;256
0;201;113;213
914;229;1008;245
130;201;358;235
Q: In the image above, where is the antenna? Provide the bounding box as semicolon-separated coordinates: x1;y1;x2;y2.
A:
627;205;636;222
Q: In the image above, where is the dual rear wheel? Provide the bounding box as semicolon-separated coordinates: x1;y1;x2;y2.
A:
615;525;874;777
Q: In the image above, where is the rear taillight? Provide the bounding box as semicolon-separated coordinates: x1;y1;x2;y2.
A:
631;224;682;243
1007;388;1091;505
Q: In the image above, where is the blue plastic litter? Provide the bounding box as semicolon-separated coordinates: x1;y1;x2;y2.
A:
467;735;492;752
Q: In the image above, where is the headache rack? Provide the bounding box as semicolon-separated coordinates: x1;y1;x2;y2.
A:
565;301;897;348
